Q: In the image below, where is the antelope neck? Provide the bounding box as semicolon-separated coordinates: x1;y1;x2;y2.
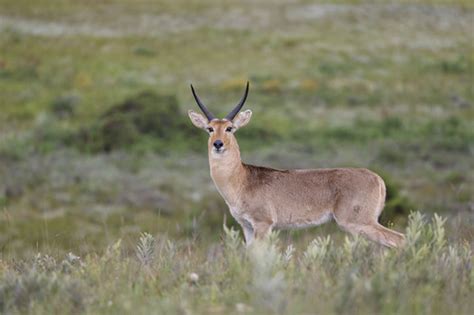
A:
208;146;246;207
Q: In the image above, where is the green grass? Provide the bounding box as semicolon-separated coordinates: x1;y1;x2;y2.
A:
0;1;473;312
0;213;472;314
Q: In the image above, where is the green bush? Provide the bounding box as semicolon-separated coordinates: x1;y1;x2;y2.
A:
50;94;80;118
73;91;198;152
379;173;414;225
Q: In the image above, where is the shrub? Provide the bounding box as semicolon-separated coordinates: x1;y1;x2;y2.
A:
50;94;80;118
73;91;197;152
0;253;86;313
379;173;414;225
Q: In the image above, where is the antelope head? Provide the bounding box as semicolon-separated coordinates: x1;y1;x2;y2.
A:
188;82;252;157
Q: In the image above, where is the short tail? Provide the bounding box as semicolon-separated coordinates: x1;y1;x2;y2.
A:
376;175;387;218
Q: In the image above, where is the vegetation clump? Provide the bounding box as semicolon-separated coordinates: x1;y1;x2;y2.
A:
74;91;196;152
379;173;414;225
49;94;80;119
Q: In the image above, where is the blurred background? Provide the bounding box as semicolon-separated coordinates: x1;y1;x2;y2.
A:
0;0;472;256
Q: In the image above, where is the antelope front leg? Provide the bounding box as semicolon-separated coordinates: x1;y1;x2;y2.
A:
253;222;273;241
240;220;254;246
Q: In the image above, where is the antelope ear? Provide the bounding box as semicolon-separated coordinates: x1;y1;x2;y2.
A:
232;109;252;130
188;110;208;129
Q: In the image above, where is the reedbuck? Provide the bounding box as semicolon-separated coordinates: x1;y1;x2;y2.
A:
188;82;405;248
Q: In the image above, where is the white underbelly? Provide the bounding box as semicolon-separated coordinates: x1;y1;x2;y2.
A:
275;212;333;230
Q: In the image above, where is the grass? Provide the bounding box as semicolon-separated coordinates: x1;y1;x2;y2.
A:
0;1;473;313
0;213;472;314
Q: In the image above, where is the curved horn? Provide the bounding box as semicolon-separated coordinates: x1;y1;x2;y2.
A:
190;84;215;121
225;81;249;121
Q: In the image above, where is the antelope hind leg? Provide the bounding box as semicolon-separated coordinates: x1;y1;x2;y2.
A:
340;222;405;248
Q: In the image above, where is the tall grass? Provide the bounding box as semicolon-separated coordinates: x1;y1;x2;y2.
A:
0;212;471;314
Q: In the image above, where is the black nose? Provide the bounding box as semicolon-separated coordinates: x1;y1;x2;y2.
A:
213;140;224;149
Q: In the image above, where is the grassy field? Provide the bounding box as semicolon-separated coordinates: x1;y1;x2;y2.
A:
0;0;473;313
0;213;472;314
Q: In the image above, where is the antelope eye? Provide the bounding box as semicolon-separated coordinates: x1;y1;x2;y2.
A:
225;127;233;132
207;127;214;133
